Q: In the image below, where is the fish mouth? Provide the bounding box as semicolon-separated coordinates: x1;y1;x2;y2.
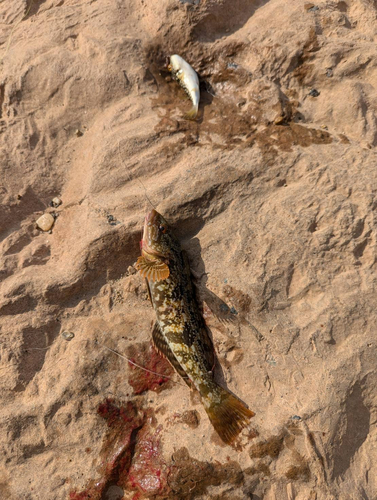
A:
145;209;158;225
141;210;164;258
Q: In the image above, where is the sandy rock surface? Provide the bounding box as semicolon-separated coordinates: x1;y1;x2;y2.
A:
1;0;377;499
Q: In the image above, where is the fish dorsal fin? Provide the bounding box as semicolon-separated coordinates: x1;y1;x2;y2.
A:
151;322;191;387
135;255;170;281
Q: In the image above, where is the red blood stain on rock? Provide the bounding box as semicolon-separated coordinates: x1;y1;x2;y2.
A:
69;401;169;500
128;421;168;496
69;399;143;500
127;341;174;394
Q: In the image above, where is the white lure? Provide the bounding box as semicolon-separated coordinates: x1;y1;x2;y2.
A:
168;54;200;120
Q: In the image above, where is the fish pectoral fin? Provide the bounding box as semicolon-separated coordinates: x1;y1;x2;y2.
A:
135;256;170;281
151;322;191;387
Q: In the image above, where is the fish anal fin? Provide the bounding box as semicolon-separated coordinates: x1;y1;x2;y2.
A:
151;322;191;387
135;256;170;281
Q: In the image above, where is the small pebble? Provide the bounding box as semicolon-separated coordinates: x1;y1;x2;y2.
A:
36;213;55;231
50;197;62;208
76;129;83;137
308;5;319;12
107;214;119;226
291;415;302;421
309;89;320;97
61;331;75;341
326;68;333;77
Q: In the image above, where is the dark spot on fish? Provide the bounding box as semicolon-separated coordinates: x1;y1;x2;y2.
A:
182;321;195;346
171;282;184;302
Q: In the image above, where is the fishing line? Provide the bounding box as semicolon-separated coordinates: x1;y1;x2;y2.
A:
116;140;157;212
102;344;188;387
0;339;188;388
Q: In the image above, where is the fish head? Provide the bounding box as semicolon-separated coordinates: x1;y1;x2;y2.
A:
141;209;179;258
168;54;182;74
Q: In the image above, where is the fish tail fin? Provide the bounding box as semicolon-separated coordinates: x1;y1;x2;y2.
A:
203;383;254;445
184;103;199;121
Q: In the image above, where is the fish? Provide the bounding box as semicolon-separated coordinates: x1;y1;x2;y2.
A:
135;209;254;445
168;54;200;120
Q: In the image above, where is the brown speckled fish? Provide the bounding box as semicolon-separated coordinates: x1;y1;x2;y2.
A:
135;209;254;445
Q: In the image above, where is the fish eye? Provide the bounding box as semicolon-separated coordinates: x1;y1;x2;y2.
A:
159;225;167;234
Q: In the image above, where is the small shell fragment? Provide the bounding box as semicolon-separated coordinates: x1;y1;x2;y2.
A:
51;197;62;208
36;213;55;231
61;331;75;341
